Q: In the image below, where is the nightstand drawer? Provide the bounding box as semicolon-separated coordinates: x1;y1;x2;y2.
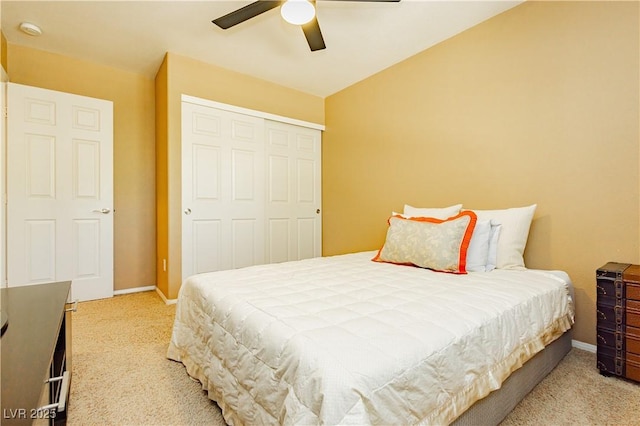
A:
628;299;640;311
628;284;640;301
627;310;640;328
597;301;624;327
627;325;640;338
597;278;624;299
597;327;624;350
597;350;624;376
597;344;624;362
626;359;640;381
627;333;640;355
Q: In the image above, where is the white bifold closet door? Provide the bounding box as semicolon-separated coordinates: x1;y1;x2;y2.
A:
181;99;321;281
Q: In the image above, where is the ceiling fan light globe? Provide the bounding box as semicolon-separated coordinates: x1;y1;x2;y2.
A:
281;0;315;26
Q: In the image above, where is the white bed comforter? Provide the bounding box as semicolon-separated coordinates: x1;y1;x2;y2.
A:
167;251;574;425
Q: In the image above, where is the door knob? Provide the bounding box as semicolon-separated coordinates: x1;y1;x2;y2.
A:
91;208;111;214
184;208;192;215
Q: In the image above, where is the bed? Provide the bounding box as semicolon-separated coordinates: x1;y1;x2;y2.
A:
167;250;574;425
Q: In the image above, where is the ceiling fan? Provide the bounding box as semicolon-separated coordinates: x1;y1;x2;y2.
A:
212;0;401;52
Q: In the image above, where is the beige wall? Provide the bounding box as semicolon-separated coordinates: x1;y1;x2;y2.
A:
155;56;169;298
323;1;639;345
7;44;157;292
156;52;324;299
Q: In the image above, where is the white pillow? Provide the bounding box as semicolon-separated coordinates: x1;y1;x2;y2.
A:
403;204;462;219
466;220;491;272
468;205;536;270
486;222;502;272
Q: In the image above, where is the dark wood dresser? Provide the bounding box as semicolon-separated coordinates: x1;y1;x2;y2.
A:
596;263;640;382
1;281;73;425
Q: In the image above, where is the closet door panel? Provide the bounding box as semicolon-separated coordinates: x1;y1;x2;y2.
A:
268;219;290;263
193;145;221;200
182;102;265;280
192;220;221;274
231;149;257;201
266;120;321;263
297;218;317;260
232;219;259;269
297;158;315;203
269;155;289;203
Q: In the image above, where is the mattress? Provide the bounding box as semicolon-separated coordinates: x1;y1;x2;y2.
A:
167;251;574;425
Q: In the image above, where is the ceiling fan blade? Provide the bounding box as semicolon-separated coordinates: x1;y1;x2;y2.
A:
301;17;326;51
212;1;282;29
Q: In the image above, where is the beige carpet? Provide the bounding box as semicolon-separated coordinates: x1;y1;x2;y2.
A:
68;291;640;426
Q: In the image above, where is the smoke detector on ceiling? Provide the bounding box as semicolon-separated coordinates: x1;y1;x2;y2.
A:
19;22;42;36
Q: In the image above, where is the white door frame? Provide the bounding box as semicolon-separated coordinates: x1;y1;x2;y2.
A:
181;95;324;131
0;67;7;289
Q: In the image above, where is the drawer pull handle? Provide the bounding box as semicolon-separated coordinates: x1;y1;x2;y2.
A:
597;284;607;295
65;299;78;312
616;334;624;350
597;334;607;344
615;306;625;324
597;361;607;370
597;310;607;320
39;371;70;412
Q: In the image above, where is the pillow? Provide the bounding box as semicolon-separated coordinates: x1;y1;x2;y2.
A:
467;205;536;270
403;204;463;219
373;211;477;274
486;221;502;272
466;220;491;272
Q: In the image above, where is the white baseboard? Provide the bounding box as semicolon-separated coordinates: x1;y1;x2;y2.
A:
572;339;596;353
113;285;178;305
155;286;177;305
113;285;156;296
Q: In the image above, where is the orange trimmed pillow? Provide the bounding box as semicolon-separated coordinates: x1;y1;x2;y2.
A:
373;211;477;274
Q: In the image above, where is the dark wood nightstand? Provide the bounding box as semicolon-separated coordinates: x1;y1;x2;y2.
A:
596;263;640;382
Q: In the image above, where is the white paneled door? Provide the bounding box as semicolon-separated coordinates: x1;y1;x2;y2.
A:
265;120;321;263
7;83;114;301
182;101;266;280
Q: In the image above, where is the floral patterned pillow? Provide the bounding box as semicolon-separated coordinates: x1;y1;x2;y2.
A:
373;211;477;274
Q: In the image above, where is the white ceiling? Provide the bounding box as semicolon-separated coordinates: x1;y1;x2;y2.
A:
1;0;523;98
